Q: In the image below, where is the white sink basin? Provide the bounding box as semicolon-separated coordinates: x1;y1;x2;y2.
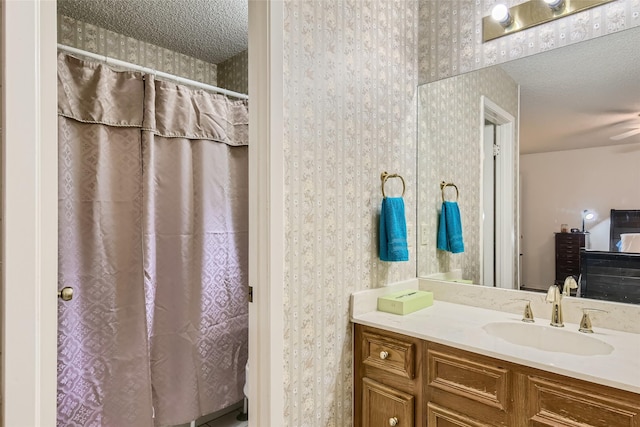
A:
483;322;614;356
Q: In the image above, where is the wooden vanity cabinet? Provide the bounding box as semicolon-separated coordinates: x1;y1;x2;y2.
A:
355;324;640;427
354;324;424;427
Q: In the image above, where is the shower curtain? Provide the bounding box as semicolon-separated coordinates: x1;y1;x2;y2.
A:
57;54;249;427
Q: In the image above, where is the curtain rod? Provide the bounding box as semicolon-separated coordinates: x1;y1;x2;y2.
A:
57;44;249;100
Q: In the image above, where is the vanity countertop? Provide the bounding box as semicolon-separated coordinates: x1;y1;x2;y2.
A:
351;290;640;394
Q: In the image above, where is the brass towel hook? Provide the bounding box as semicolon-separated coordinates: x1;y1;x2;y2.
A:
440;181;459;202
381;172;406;198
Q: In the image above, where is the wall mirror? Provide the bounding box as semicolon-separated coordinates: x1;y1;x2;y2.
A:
417;26;640;304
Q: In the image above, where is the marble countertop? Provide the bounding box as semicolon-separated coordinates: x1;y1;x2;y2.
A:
351;285;640;394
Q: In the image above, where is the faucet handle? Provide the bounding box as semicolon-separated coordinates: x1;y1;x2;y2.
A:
562;276;578;296
579;308;608;333
545;284;560;303
513;299;535;323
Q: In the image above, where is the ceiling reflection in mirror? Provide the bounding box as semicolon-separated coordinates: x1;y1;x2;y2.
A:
417;26;640;304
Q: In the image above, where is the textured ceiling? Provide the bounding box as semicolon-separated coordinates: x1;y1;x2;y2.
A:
57;0;248;64
500;26;640;154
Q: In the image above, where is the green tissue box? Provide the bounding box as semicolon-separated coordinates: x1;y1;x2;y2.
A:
377;290;434;315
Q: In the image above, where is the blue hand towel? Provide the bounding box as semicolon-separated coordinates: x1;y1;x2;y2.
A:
379;197;409;262
437;201;464;254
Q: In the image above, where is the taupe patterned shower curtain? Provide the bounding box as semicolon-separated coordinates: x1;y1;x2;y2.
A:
57;54;248;427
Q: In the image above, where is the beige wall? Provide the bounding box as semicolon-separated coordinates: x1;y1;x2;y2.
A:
281;0;640;425
520;142;640;290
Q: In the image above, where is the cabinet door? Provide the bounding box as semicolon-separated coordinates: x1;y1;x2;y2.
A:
362;378;414;427
425;345;512;426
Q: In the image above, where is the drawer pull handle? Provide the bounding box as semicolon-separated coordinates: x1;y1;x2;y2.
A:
389;417;398;426
379;350;389;360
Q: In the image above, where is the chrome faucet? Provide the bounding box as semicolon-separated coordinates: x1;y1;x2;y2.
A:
546;284;564;327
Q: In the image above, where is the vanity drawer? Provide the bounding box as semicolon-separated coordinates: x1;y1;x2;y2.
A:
362;330;415;379
426;343;513;426
524;374;640;426
427;402;493;427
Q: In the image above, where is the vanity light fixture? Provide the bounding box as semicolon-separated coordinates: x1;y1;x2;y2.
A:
483;0;614;42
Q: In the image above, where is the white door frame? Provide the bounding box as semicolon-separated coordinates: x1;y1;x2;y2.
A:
1;0;58;425
248;1;284;425
482;123;496;287
480;96;517;289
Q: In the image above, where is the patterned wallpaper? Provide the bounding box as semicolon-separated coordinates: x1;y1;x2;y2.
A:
417;67;518;282
217;50;249;95
419;0;640;84
57;14;218;86
282;1;419;425
281;0;639;426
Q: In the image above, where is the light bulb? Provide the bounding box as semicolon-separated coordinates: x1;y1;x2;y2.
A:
544;0;565;11
585;212;595;221
491;4;511;24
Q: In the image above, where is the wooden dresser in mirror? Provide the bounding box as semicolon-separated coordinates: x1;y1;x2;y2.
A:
555;232;588;287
